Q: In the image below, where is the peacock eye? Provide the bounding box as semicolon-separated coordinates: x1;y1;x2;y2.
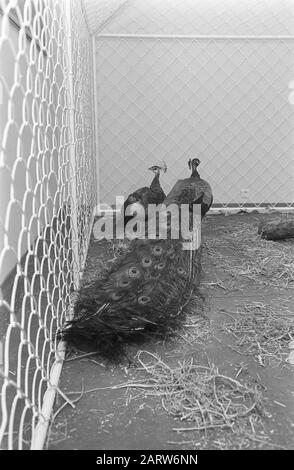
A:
111;292;123;301
128;266;141;278
152;245;163;257
138;295;151;305
157;262;165;270
119;279;130;288
142;257;152;267
177;267;186;276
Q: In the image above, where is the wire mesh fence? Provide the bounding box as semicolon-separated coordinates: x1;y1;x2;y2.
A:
0;0;96;449
95;35;294;208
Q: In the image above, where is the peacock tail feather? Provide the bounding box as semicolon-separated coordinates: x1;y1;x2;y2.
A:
62;235;201;362
61;158;210;362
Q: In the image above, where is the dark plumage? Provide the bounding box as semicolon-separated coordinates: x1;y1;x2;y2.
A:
123;162;167;228
258;219;294;240
164;158;213;218
61;158;208;362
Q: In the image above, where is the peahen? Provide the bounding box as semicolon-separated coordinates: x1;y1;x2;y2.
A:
123;162;167;228
61;158;206;362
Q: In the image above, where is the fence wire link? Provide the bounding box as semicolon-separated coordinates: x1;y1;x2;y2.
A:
0;0;96;449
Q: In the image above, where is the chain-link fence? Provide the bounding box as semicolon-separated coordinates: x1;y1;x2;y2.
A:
0;0;96;449
1;0;293;452
81;0;294;209
95;35;294;209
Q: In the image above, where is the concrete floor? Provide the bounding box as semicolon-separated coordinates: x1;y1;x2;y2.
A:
48;213;294;450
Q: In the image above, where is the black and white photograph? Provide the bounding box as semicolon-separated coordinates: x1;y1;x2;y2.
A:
0;0;293;454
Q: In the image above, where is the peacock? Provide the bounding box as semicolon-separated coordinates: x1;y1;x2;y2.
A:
164;157;213;219
122;162;167;228
61;157;210;362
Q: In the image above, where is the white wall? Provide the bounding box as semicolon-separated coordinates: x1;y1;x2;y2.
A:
83;0;128;34
93;0;294;207
100;0;294;36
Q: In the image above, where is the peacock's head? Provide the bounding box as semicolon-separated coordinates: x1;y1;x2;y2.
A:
148;161;167;175
188;157;201;170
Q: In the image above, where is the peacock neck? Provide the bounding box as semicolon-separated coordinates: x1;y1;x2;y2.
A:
150;173;160;189
191;167;200;178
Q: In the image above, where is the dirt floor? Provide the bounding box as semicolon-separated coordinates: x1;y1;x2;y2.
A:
48;212;294;450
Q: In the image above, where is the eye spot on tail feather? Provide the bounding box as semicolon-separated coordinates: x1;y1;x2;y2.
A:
156;262;165;270
152;245;163;257
119;279;131;288
177;267;187;278
138;295;151;305
128;266;141;278
111;292;123;301
142;257;152;268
